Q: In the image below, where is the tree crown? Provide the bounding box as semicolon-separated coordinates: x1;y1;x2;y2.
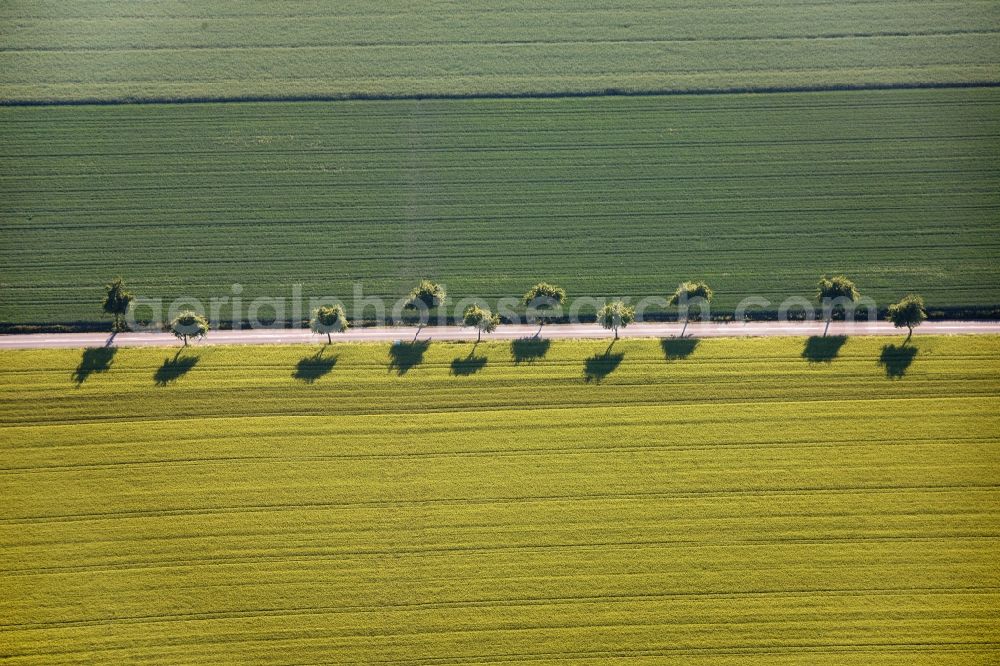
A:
102;277;133;316
311;304;349;333
405;280;446;310
817;275;860;303
463;304;499;333
669;281;713;306
522;282;566;308
597;300;636;331
886;294;927;330
170;311;209;340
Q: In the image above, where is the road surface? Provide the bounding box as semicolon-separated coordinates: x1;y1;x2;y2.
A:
0;321;997;349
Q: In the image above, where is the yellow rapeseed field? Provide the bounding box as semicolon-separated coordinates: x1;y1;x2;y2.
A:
1;335;998;662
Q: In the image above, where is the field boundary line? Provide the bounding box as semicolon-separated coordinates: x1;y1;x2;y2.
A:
2;81;999;107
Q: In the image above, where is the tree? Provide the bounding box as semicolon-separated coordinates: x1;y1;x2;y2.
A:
522;282;566;336
669;281;713;338
170;311;209;346
886;294;927;345
310;304;349;344
463;304;500;343
102;277;134;333
816;275;860;336
596;300;635;340
404;280;446;339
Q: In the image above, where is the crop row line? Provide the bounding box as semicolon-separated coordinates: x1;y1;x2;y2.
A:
6;28;998;53
3;587;999;633
3;533;998;581
1;435;991;473
3;483;997;525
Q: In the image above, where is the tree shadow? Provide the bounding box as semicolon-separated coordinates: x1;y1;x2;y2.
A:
72;346;117;385
879;344;918;379
451;354;487;376
388;340;430;375
511;337;551;364
293;349;338;383
584;343;625;383
801;335;847;363
154;351;199;386
661;338;699;361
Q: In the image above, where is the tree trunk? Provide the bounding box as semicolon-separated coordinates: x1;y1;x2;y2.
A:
327;332;332;345
823;318;831;337
680;318;689;338
413;324;422;342
614;326;619;340
904;326;913;346
183;334;188;347
477;328;482;343
535;322;543;338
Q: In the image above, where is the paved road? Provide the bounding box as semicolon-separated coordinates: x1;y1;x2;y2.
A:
0;321;997;349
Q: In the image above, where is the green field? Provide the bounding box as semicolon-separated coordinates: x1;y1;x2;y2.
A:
2;0;998;327
1;336;998;662
1;1;998;102
2;87;998;325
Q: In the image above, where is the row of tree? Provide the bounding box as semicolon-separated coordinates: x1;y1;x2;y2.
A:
102;275;929;346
